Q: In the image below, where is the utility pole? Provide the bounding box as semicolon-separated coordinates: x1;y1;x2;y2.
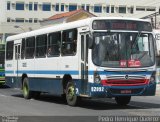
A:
155;12;157;29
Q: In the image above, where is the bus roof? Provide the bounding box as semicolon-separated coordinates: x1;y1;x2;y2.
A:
6;17;150;42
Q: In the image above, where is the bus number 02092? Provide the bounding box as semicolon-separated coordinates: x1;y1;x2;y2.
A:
91;87;104;92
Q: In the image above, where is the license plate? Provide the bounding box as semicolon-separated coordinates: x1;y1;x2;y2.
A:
120;90;132;94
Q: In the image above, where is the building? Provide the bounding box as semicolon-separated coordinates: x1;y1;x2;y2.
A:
41;9;96;26
0;0;160;43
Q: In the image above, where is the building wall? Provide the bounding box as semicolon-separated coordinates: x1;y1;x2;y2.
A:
0;0;6;23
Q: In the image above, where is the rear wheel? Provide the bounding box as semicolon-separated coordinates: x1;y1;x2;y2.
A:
115;96;131;106
22;77;33;99
66;82;80;106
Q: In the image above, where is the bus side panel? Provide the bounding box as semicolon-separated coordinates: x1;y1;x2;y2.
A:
28;77;63;95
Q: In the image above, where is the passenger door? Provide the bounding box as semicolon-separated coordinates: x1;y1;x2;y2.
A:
80;33;89;94
14;40;21;87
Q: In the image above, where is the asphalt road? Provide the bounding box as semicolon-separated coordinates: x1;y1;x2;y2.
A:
0;85;160;122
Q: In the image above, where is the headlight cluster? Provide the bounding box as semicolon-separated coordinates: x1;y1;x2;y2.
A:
150;71;156;84
94;71;101;83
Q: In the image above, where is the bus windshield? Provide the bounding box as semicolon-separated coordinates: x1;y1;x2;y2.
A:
92;32;155;68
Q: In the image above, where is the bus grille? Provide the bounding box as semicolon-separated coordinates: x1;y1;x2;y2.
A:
102;79;149;86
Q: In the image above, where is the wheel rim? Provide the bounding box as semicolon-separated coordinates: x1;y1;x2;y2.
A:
67;85;75;101
23;83;28;97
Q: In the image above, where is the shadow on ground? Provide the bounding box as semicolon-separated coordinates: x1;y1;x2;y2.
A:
11;93;160;110
0;85;10;89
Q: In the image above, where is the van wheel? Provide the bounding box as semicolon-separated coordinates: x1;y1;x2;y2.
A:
22;78;32;99
66;82;79;106
115;96;131;106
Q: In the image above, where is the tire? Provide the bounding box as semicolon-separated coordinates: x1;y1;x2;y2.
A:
22;77;33;99
65;81;80;106
115;96;131;106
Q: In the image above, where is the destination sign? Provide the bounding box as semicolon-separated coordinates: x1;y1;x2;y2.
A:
92;20;152;32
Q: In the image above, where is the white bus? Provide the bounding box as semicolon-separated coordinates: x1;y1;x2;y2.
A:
5;17;156;106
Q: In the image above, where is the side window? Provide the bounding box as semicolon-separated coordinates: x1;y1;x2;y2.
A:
61;29;77;56
21;38;25;59
6;41;14;60
47;32;61;57
36;34;47;58
26;37;35;59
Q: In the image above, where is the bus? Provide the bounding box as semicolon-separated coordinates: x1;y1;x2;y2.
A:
0;43;5;85
5;17;156;106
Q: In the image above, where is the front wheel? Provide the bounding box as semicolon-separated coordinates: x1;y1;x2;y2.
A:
66;82;80;106
115;96;131;106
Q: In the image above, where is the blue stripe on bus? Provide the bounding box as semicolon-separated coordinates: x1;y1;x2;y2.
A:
17;70;79;75
5;70;153;76
5;71;14;74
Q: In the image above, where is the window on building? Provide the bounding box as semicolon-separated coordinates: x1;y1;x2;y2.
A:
136;7;145;11
21;39;25;59
42;3;51;11
94;5;102;13
29;2;32;11
81;4;85;10
34;2;38;11
130;7;134;14
61;4;64;11
7;2;11;10
55;4;59;11
146;8;156;11
25;20;28;22
29;18;32;23
106;6;110;13
11;19;15;22
26;37;35;59
69;5;77;11
119;6;126;13
86;5;90;11
48;32;61;57
34;18;38;23
7;18;11;22
6;41;14;60
36;35;47;58
15;18;25;23
111;6;114;13
16;2;24;10
62;29;77;56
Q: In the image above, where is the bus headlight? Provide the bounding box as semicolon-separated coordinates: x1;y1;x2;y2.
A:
94;71;101;83
150;71;156;84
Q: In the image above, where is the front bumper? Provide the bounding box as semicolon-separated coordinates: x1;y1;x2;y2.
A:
88;82;156;98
